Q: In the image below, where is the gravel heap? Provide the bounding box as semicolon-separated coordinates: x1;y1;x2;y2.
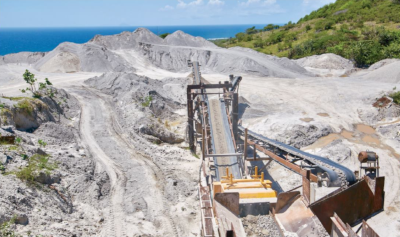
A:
34;42;133;73
242;215;283;237
164;30;218;48
295;53;354;70
361;59;400;83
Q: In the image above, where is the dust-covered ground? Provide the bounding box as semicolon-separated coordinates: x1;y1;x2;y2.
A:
0;28;400;237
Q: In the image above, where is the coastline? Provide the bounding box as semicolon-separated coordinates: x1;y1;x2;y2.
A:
0;24;270;55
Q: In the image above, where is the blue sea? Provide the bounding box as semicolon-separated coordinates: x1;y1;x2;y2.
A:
0;24;269;56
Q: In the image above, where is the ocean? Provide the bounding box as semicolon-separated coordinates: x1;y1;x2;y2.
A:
0;24;270;56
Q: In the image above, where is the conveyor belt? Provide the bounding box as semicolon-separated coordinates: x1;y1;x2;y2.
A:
239;125;356;187
208;99;241;181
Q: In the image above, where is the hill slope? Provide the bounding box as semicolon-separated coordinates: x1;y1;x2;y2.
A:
214;0;400;67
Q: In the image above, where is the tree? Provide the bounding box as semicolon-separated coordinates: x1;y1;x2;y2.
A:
306;25;312;32
159;33;170;39
235;32;246;42
20;70;52;98
264;24;275;31
246;26;258;35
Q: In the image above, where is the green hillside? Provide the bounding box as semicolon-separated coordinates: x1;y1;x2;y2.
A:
213;0;400;67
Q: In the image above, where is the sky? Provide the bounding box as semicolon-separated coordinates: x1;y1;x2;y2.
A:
0;0;336;27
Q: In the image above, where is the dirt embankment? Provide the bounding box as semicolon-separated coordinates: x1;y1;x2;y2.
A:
0;89;109;236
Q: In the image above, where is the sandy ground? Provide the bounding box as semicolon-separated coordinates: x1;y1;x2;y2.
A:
0;63;101;96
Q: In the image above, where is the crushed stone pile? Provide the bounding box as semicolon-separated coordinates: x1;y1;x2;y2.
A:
361;59;400;83
295;53;354;70
1;27;314;78
137;44;313;78
368;59;400;70
89;28;164;50
242;215;283;237
316;139;352;164
34;42;134;73
164;30;218;48
0;52;46;65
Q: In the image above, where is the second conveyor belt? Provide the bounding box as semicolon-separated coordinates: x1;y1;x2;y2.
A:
239;125;356;187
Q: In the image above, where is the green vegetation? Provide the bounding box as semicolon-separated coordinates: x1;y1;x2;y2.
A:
0;216;20;237
213;0;400;67
20;70;53;98
14;99;34;115
38;139;47;148
14;154;57;183
159;33;170;39
141;95;153;107
389;91;400;104
8;146;18;151
0;96;27;101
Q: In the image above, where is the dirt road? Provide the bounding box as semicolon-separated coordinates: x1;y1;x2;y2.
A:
69;87;177;237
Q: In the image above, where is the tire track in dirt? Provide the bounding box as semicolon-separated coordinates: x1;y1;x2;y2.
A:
72;89;127;237
80;87;178;237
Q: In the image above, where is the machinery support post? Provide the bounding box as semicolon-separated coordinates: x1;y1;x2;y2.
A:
232;93;239;142
187;88;195;153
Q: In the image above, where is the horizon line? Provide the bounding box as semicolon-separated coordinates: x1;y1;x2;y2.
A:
0;23;285;29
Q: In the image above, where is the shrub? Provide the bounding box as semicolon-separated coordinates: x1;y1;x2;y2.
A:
0;216;20;237
14;99;34;115
159;33;170;39
141;96;153;107
235;32;246;42
38;139;47;148
389;91;400;104
253;39;264;48
347;41;384;67
20;70;52;98
14;154;57;183
383;42;400;58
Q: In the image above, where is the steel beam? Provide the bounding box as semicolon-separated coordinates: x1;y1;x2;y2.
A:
246;139;318;182
231;93;239;142
188;83;232;90
205;153;243;158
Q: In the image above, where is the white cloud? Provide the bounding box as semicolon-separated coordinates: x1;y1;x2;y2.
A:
240;0;277;7
208;0;224;6
177;0;204;8
189;0;204;6
240;0;260;7
263;0;276;5
160;5;174;11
